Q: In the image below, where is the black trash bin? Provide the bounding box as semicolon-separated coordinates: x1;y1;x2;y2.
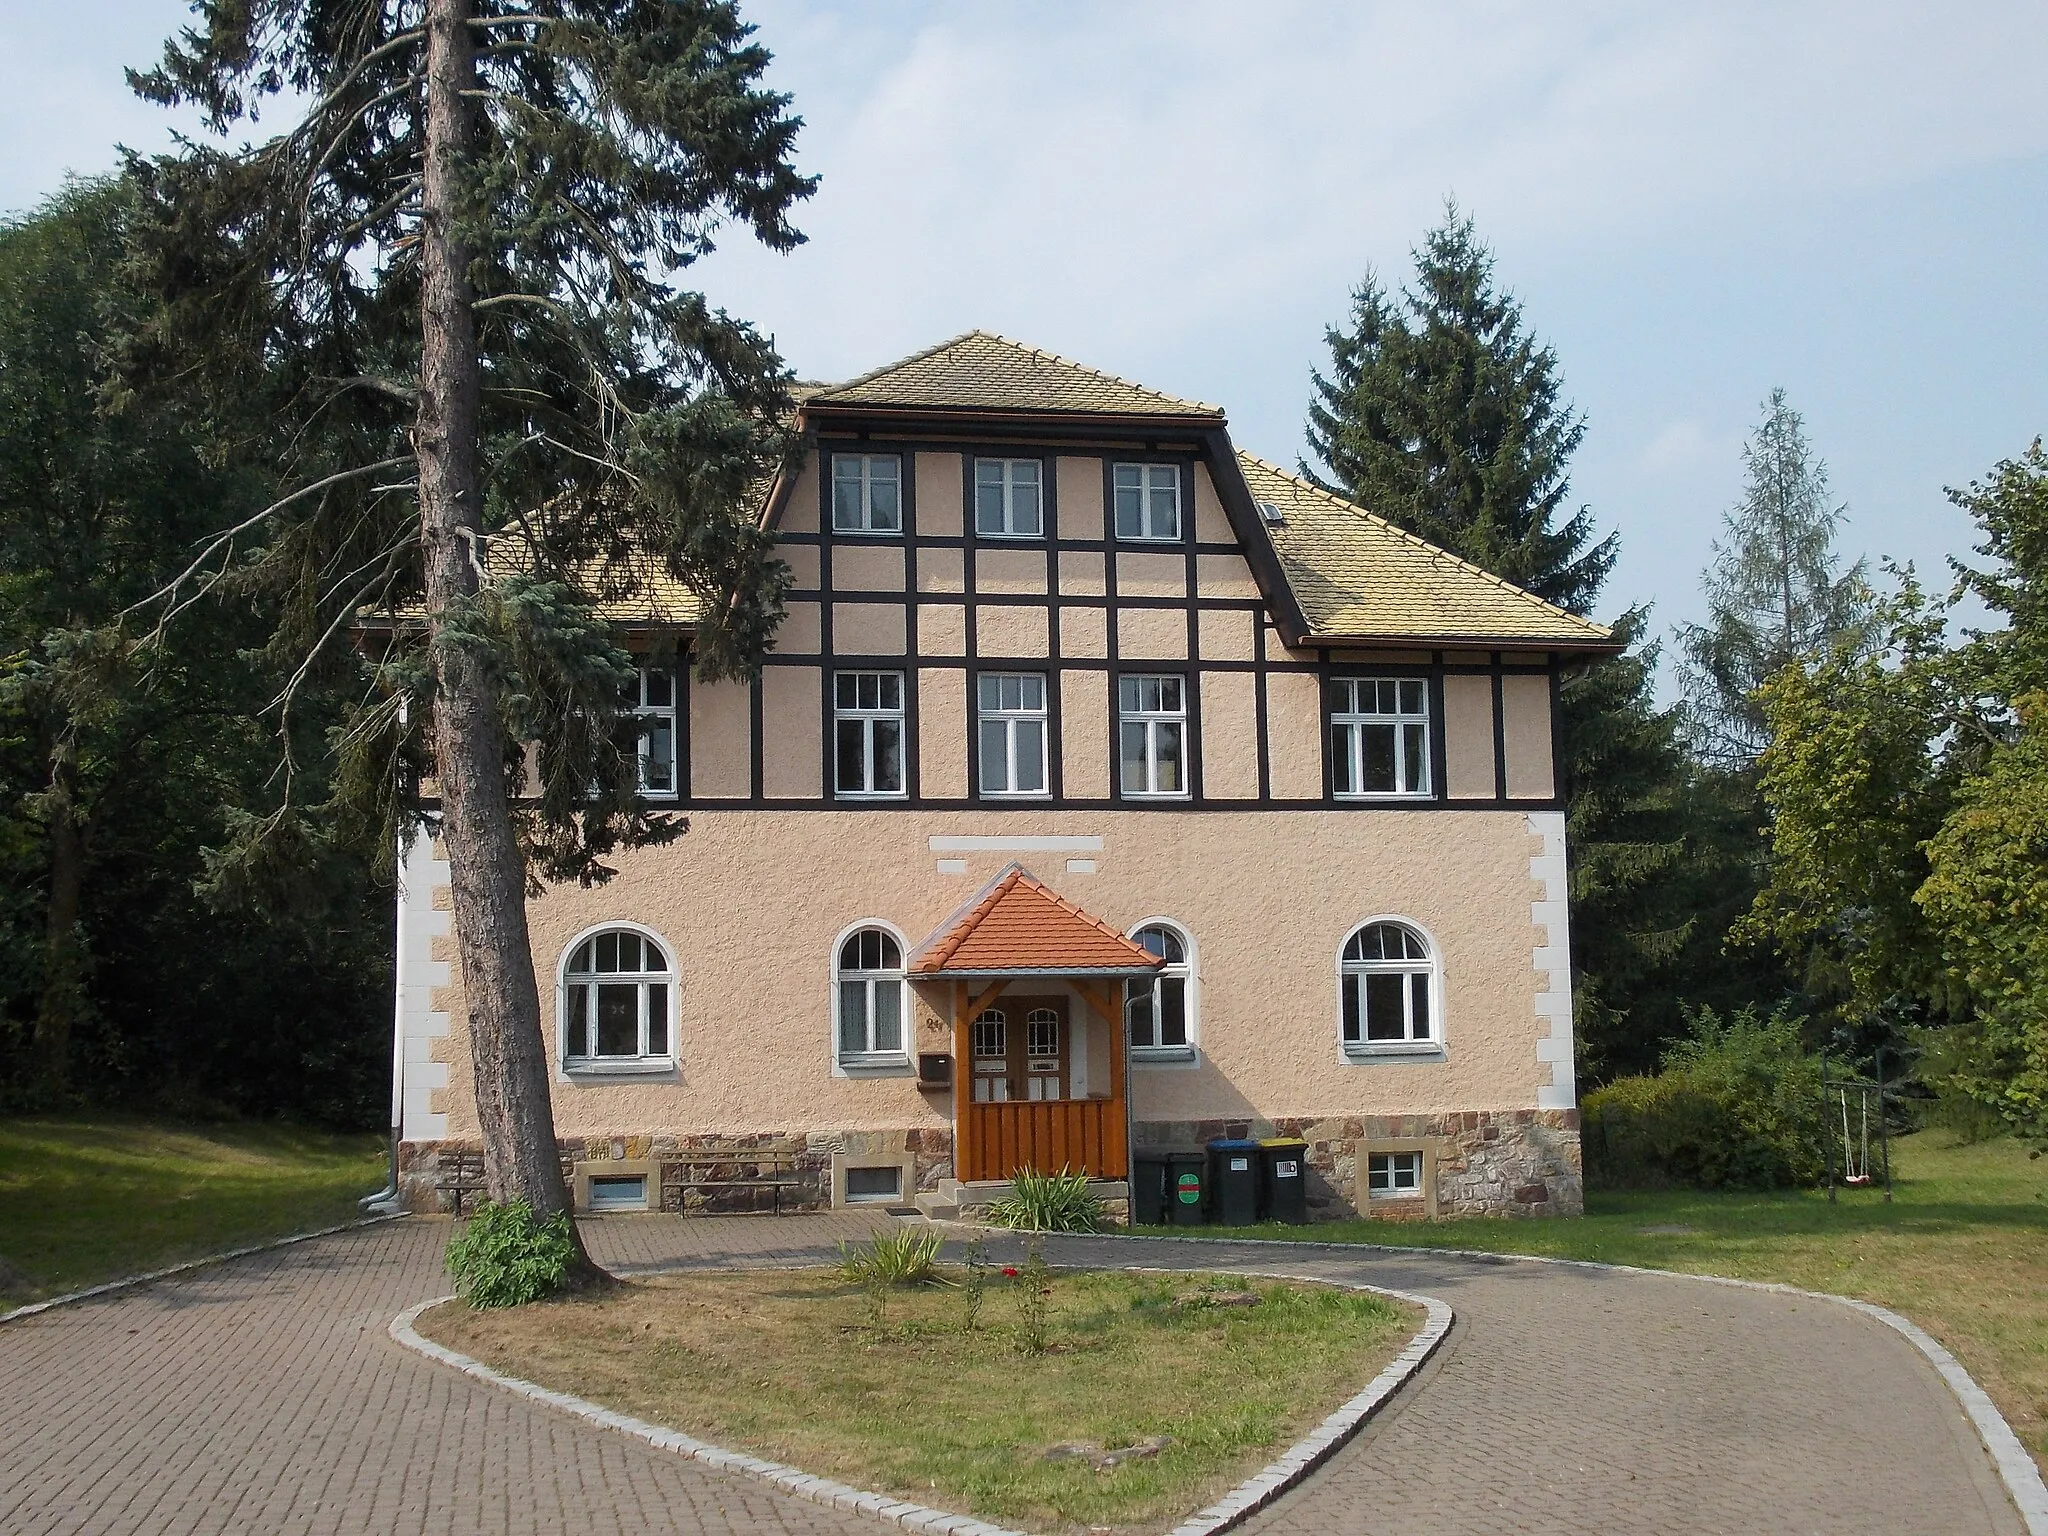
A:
1166;1150;1206;1226
1132;1152;1170;1227
1259;1137;1310;1224
1207;1138;1262;1226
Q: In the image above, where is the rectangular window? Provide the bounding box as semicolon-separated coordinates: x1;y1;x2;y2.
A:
844;1165;903;1203
977;673;1049;797
1118;674;1188;797
834;671;905;798
975;458;1043;537
1329;677;1431;797
623;667;678;797
831;453;902;534
1113;462;1182;541
587;1174;649;1212
1368;1151;1423;1197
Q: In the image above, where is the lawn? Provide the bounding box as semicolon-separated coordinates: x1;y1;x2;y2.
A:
421;1266;1422;1534
0;1116;386;1304
1155;1131;2048;1470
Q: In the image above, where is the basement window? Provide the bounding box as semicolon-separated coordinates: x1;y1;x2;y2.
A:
587;1174;649;1212
1367;1152;1422;1197
844;1166;903;1204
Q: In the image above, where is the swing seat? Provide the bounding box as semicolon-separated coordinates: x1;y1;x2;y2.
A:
1843;1174;1872;1186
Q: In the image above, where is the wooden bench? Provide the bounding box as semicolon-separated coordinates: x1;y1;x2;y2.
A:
660;1151;809;1215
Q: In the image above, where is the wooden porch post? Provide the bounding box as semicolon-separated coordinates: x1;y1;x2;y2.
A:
952;982;971;1182
1079;980;1131;1179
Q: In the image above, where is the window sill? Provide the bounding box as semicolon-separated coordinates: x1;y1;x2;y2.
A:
831;526;905;539
1119;792;1192;804
836;1053;912;1075
835;791;909;803
1332;792;1437;804
1343;1042;1443;1060
564;1057;676;1078
1131;1045;1197;1065
979;793;1053;802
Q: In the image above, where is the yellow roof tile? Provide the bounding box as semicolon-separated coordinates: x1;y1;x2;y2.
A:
1237;454;1615;647
807;331;1223;419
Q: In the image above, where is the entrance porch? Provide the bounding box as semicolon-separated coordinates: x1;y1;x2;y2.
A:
908;865;1163;1186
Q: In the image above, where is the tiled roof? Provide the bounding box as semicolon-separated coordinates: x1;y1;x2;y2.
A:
806;331;1224;419
908;865;1166;976
1238;454;1616;647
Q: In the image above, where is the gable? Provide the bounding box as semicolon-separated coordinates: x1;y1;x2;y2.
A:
806;331;1223;420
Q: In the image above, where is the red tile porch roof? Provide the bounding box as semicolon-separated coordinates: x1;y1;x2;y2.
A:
907;864;1166;977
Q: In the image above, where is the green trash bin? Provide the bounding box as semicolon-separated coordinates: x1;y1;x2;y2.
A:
1132;1152;1170;1227
1259;1137;1310;1224
1207;1138;1262;1226
1167;1151;1206;1225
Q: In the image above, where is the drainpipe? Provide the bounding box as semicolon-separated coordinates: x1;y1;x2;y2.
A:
360;819;412;1215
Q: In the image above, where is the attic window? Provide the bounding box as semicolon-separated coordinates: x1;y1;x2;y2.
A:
1258;500;1285;526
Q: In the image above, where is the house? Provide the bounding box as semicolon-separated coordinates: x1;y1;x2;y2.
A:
388;332;1617;1222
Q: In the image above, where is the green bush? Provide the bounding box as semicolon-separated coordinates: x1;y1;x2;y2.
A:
982;1167;1107;1232
445;1198;577;1308
1584;1006;1827;1190
837;1226;945;1288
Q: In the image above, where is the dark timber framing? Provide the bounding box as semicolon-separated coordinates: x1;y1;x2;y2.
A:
642;408;1595;816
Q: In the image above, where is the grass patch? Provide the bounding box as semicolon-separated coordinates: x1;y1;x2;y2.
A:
0;1115;384;1303
420;1266;1420;1534
1152;1130;2048;1471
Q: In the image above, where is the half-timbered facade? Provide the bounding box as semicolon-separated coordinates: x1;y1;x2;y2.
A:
390;333;1619;1221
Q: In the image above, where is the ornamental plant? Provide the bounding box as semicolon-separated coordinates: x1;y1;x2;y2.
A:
982;1167;1106;1233
445;1198;578;1308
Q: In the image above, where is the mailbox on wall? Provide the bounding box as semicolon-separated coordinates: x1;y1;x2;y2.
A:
917;1053;953;1087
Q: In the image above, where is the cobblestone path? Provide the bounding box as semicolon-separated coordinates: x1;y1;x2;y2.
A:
0;1218;2024;1535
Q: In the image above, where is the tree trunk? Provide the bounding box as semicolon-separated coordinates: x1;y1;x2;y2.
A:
417;0;590;1263
32;728;84;1097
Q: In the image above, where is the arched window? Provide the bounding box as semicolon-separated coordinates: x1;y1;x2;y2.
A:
1339;921;1438;1053
833;926;906;1065
1125;921;1196;1058
562;927;673;1067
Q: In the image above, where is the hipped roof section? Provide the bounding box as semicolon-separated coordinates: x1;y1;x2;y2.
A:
804;331;1225;421
1237;455;1616;649
907;864;1166;977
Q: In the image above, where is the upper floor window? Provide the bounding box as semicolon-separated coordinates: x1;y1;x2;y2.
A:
833;926;906;1066
977;672;1049;798
1330;678;1431;798
562;927;673;1070
1113;462;1181;541
1125;921;1195;1059
975;458;1043;538
832;453;902;534
1118;674;1188;798
623;667;677;798
1340;921;1437;1054
834;671;905;798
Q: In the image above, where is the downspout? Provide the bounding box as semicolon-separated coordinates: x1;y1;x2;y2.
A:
362;697;413;1214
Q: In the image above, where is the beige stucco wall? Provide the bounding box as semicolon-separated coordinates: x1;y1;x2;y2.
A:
977;603;1050;659
918;668;967;798
832;543;904;592
1200;670;1259;799
833;601;907;656
761;667;820;799
420;807;1554;1141
1057;456;1103;541
1501;674;1555;800
1117;552;1184;598
1266;671;1323;799
1118;607;1187;661
778;459;820;535
1061;669;1110;797
916;452;962;536
1442;672;1497;800
1193;464;1232;544
689;679;751;798
978;548;1048;595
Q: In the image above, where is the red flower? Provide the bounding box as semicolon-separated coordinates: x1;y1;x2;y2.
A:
1002;1266;1020;1277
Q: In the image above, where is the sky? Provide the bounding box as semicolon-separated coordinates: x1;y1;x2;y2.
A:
4;2;2045;684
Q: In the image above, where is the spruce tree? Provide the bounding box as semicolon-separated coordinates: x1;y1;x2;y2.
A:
1305;206;1615;615
1678;389;1871;764
119;0;814;1256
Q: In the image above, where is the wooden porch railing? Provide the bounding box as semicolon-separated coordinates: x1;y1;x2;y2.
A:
959;1096;1127;1182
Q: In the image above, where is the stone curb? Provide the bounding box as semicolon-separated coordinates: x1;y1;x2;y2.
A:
1046;1228;2048;1536
389;1264;1450;1536
0;1213;410;1327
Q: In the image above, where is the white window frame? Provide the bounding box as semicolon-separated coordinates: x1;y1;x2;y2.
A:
1117;673;1190;799
976;672;1051;799
830;920;911;1073
974;457;1044;538
1125;918;1198;1063
1336;917;1444;1059
1368;1150;1424;1197
559;922;677;1076
1329;676;1433;799
624;665;679;800
831;452;903;535
1112;462;1182;542
833;671;907;800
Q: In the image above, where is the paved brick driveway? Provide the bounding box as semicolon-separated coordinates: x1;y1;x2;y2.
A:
0;1217;2024;1535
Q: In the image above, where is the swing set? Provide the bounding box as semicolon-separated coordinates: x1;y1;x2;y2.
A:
1820;1048;1893;1202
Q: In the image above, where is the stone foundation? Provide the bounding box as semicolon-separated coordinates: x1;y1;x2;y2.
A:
398;1128;955;1215
1133;1109;1582;1220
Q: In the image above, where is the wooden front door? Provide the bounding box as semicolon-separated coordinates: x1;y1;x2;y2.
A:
970;997;1068;1102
